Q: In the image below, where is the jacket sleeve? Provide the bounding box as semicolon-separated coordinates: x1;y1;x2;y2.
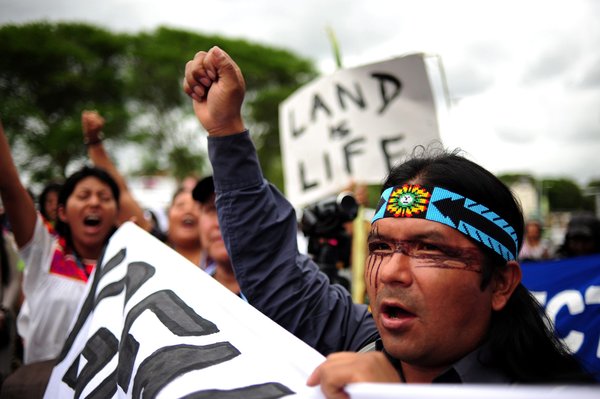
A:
208;131;378;355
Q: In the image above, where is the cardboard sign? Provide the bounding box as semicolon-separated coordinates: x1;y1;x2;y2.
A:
279;54;441;208
44;222;325;398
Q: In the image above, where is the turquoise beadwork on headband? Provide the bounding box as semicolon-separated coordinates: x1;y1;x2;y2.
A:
372;184;519;261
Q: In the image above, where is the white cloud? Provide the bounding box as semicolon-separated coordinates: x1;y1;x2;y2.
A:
1;0;599;184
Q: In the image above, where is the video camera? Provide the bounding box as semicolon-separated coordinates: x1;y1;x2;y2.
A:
300;192;358;289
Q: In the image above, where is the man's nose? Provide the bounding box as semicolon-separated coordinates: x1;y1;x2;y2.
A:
378;251;413;287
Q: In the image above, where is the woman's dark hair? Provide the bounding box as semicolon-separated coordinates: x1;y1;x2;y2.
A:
384;146;595;382
170;186;188;206
38;182;62;222
55;166;120;248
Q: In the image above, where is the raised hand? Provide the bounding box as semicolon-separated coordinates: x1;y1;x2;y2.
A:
306;352;402;399
183;46;246;136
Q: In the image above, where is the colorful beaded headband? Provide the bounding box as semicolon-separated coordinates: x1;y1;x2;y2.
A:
372;184;519;261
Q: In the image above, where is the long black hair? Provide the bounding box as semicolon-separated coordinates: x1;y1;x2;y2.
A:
55;166;120;250
384;146;595;382
38;182;62;222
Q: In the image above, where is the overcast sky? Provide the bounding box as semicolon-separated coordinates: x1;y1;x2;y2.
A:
2;0;599;185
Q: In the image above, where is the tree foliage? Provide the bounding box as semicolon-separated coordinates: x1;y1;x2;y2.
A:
0;22;317;186
498;173;595;213
497;173;536;187
0;22;129;181
544;178;595;212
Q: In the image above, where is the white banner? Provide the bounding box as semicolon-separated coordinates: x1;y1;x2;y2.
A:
44;223;599;398
346;383;599;398
44;222;325;398
279;54;442;208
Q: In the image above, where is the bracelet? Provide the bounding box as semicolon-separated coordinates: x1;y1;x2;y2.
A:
84;132;104;146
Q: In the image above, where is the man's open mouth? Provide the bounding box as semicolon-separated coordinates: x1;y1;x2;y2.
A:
382;303;415;319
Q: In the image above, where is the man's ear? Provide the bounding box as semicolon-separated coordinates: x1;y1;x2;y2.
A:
491;260;522;311
57;205;68;223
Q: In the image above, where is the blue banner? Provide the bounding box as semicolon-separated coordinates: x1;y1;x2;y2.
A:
522;254;600;379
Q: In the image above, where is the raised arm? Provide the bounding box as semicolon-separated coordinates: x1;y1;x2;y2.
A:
183;47;246;136
183;47;378;355
0;119;37;247
82;110;151;231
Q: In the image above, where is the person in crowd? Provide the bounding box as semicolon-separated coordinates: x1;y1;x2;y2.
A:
0;117;121;364
181;175;201;193
555;211;600;258
84;110;205;265
0;204;24;383
166;187;204;267
182;46;595;396
37;182;62;231
82;110;152;232
518;219;552;262
144;207;167;242
192;176;243;297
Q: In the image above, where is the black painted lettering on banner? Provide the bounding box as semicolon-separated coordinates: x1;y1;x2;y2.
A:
380;134;406;173
323;152;332;181
85;369;118;399
118;289;220;391
182;382;295;399
343;137;365;174
71;328;119;399
289;111;306;138
132;343;241;398
57;248;128;363
58;249;295;397
300;162;318;191
62;328;117;391
372;72;402;114
288;72;403;142
96;261;155;304
329;120;351;140
336;82;366;111
311;94;331;122
122;290;219;338
298;136;370;194
117;333;140;391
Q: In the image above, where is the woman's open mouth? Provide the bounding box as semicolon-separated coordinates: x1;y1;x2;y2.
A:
84;215;101;227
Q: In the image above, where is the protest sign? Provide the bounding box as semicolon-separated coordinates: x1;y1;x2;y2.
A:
522;254;600;379
346;383;599;398
44;223;599;398
279;54;443;209
44;222;325;398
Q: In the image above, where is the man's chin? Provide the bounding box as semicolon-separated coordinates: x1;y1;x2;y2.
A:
378;333;418;361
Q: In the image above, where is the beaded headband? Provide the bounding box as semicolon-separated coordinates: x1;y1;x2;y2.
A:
372;184;519;261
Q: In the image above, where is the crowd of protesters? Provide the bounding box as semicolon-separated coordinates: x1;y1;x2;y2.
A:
0;51;599;396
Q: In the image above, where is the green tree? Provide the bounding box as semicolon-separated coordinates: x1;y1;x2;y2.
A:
0;22;129;181
583;180;600;214
497;173;537;187
126;26;317;185
544;178;594;212
0;22;317;188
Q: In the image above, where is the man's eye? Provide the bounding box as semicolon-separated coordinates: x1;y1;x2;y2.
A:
368;242;392;253
414;242;444;254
